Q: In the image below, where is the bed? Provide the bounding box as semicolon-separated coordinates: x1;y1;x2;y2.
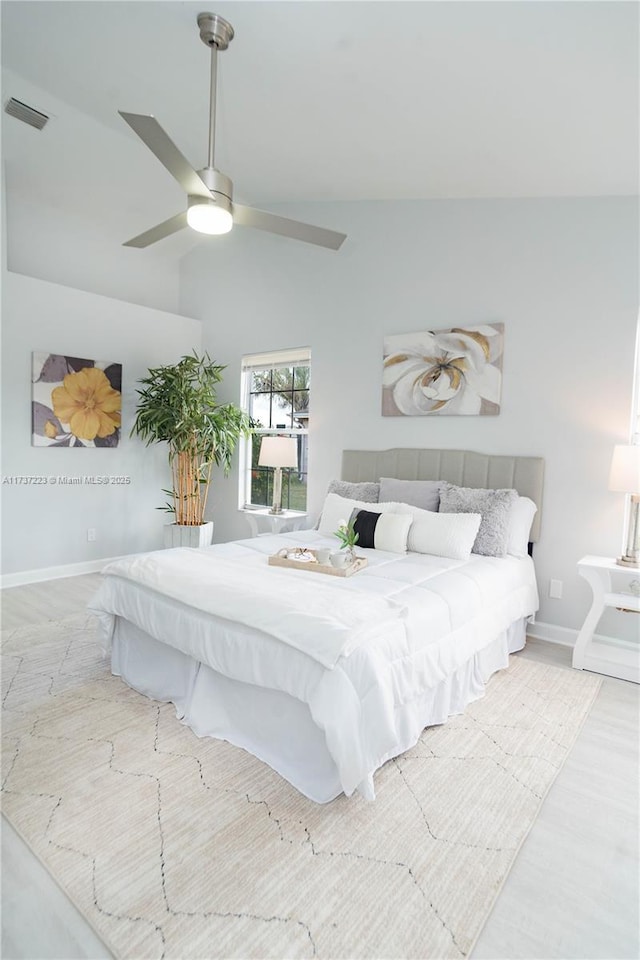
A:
90;448;544;803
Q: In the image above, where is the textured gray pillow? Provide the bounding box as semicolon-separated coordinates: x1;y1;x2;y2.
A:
379;477;441;511
438;482;518;557
326;480;380;502
315;480;380;529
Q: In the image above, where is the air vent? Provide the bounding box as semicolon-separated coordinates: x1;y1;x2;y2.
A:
4;97;49;130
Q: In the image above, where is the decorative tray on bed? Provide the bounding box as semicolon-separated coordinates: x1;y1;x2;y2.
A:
268;548;368;578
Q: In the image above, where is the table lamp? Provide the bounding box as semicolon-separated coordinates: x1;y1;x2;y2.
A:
258;436;298;515
608;444;640;567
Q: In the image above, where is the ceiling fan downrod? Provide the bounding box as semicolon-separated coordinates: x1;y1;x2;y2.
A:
197;12;234;171
119;11;346;250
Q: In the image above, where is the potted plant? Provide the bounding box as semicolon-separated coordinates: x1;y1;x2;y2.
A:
334;517;359;564
131;352;253;547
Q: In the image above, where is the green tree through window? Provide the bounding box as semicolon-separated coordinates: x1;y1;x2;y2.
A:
240;351;310;511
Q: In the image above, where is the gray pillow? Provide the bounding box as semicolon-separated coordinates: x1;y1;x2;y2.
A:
379;477;441;512
438;482;518;557
315;480;380;529
326;480;380;502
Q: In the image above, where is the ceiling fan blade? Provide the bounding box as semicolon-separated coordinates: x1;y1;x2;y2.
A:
123;212;188;248
119;111;212;199
232;204;346;251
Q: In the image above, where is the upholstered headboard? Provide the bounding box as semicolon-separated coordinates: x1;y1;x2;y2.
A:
341;448;545;542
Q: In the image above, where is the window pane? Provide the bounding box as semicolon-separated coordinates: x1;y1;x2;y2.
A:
272;416;291;430
294;365;309;389
297;434;309;478
248;467;308;510
242;353;310;512
269;368;294;429
247;433;308;510
251;370;272;393
285;466;307;511
250;466;270;507
249;391;272;428
293;391;309;429
276;367;294;391
250;435;259;468
293;389;309;412
293;366;309;428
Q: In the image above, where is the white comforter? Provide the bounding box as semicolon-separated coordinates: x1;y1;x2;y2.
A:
90;531;539;798
98;547;406;669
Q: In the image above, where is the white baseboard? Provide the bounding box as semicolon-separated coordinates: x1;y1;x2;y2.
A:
0;556;122;589
526;620;577;647
526;619;635;659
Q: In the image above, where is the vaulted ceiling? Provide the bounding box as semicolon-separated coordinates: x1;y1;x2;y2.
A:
2;1;637;254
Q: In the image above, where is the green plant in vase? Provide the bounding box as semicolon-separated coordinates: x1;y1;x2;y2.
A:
131;352;253;544
334;516;359;564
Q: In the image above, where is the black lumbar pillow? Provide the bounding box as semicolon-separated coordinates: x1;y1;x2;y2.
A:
351;508;380;549
349;507;412;554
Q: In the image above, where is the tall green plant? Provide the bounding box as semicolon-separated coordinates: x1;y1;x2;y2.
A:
131;352;252;525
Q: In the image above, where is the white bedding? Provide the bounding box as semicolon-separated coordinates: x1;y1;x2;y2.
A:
90;530;539;800
99;547;406;669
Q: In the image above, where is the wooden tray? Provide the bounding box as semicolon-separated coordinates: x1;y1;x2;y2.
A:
268;549;368;578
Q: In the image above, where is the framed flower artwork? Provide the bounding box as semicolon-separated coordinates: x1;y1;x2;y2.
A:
31;352;122;447
382;323;504;416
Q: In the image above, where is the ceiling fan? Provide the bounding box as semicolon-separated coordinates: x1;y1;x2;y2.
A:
120;12;346;251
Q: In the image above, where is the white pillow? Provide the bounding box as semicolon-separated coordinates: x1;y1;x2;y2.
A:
386;502;482;560
507;496;538;558
318;493;390;536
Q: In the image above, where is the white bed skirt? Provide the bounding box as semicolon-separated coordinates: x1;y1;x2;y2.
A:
111;616;527;803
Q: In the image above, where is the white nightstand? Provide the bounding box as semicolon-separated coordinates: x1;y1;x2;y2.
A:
573;555;640;683
242;507;308;538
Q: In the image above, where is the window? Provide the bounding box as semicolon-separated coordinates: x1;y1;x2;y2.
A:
240;347;310;511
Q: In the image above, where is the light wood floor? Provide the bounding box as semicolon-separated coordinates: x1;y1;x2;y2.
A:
1;574;639;960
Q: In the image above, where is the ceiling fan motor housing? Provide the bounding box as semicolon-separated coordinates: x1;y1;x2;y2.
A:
197;166;233;203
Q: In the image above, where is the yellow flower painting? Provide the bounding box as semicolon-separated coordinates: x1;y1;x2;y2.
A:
32;352;122;447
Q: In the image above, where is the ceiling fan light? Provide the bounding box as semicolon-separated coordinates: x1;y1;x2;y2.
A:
187;198;233;235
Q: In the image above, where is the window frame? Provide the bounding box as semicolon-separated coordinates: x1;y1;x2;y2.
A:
239;347;311;512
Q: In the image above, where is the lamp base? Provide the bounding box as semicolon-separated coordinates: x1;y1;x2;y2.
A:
616;555;639;568
268;466;284;516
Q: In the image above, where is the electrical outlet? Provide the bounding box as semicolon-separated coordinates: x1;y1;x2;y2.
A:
549;579;563;599
87;528;96;542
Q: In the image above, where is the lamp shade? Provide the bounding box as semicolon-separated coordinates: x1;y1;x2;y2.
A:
609;444;640;494
258;436;298;469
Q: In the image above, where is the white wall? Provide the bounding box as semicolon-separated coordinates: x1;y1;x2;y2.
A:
2;67;187;314
179;196;639;640
1;271;202;576
6;193;183;316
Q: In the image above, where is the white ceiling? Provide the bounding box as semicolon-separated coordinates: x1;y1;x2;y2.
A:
1;1;638;249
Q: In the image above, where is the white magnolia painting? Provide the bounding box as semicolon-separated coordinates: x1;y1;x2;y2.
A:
382;323;504;417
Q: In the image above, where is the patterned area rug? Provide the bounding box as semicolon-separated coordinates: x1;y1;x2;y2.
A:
1;614;600;960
